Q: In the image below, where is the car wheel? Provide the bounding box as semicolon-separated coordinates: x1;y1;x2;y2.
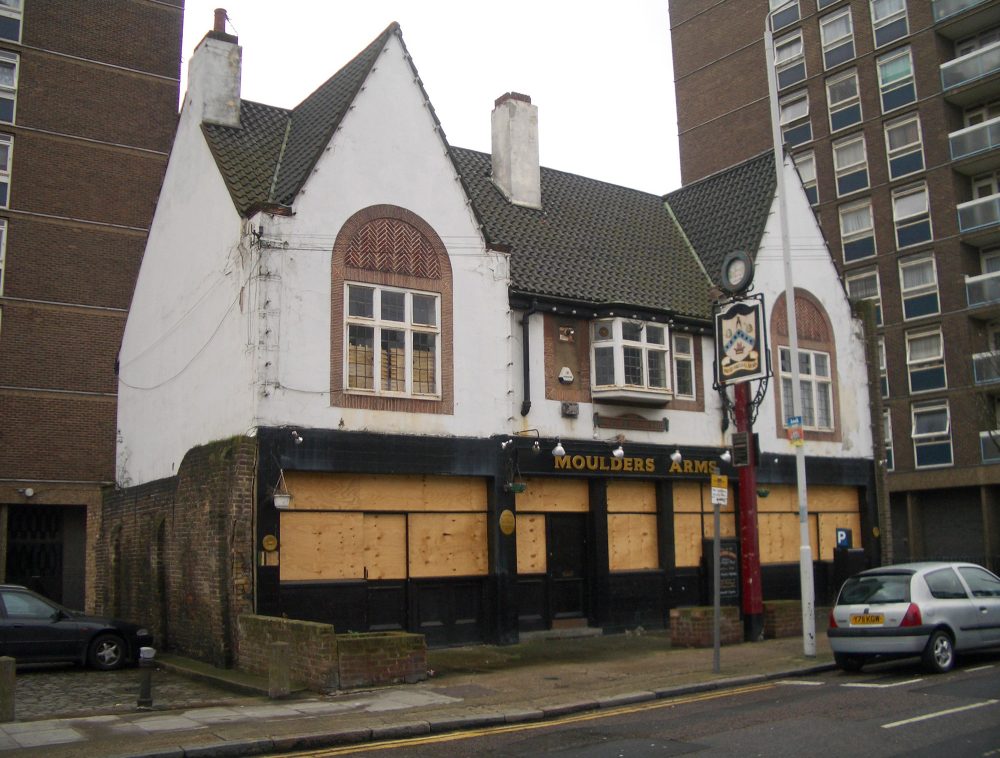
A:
88;633;126;671
834;653;865;672
922;630;955;674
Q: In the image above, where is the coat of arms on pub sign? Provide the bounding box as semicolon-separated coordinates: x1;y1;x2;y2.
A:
714;297;768;385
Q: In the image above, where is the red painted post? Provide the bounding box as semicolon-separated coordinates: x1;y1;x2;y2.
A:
735;381;764;641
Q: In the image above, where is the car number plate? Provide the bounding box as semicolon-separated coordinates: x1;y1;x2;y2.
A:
850;613;884;625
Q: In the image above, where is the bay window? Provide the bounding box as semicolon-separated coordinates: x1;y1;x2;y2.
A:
592;318;672;404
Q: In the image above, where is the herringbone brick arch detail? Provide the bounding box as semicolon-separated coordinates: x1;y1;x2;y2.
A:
344;218;441;278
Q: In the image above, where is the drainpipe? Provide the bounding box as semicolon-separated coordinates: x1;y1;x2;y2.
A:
520;301;538;416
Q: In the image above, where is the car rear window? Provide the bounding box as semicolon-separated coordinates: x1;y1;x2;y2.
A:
838;573;911;604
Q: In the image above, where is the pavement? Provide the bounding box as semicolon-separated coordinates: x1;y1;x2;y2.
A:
1;627;836;757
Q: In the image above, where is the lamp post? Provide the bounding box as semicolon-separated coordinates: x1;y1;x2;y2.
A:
764;11;816;658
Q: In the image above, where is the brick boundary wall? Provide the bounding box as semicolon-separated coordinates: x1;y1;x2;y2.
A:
336;632;427;689
98;437;257;667
764;601;832;639
236;615;340;693
669;606;743;647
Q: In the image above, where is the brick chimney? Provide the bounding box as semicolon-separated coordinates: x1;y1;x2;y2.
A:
491;93;541;209
184;7;242;127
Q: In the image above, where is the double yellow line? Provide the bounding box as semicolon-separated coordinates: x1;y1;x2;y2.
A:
295;682;777;756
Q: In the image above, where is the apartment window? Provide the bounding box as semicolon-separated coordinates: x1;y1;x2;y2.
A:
846;268;882;325
877;47;916;112
0;133;10;208
775;30;806;89
956;28;1000;57
833;135;869;196
965;101;1000;127
672;333;695;400
821;8;855;69
871;0;908;48
840;199;875;261
983;248;1000;273
780;91;812;147
771;0;800;31
892;183;931;247
884;113;923;179
827;69;862;131
878;337;888;398
882;410;894;470
899;254;939;320
912;400;952;468
794;151;818;205
345;284;440;397
973;170;1000;198
0;51;15;124
0;218;6;298
0;0;21;43
593;318;671;397
779;347;833;431
906;327;946;393
817;0;838;8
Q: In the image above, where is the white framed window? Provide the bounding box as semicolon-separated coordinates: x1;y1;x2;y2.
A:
780;91;812;147
884;113;923;179
845;268;882;326
821;8;855;69
833;134;869;196
771;0;800;31
827;69;862;132
672;333;695;400
965;101;1000;127
871;0;908;48
0;51;16;124
878;336;888;398
794;151;818;205
973;170;1000;199
912;399;952;468
906;327;946;393
0;133;10;208
0;218;6;299
0;0;21;43
592;318;672;400
817;0;838;8
775;30;806;89
892;182;932;248
956;28;1000;57
899;254;939;320
878;47;916;112
983;248;1000;274
779;347;834;431
344;283;440;397
882;409;894;470
840;199;875;262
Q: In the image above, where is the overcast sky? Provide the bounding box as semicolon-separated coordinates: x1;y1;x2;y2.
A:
180;1;680;195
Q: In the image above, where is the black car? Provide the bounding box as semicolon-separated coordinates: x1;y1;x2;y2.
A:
0;584;152;670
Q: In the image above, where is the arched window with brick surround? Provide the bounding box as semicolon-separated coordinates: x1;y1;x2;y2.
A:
330;205;454;414
770;288;842;443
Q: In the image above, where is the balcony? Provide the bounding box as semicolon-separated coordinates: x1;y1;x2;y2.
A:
941;40;1000;106
958;192;1000;245
967;269;1000;319
981;430;1000;463
950;115;1000;174
935;0;1000;40
973;350;1000;385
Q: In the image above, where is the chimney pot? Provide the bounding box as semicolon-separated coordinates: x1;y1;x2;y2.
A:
214;8;227;34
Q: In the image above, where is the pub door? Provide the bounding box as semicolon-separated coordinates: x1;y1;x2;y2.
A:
546;513;589;626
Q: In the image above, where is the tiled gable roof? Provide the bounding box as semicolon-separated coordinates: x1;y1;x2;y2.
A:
665;150;776;287
452;148;711;320
203;23;396;214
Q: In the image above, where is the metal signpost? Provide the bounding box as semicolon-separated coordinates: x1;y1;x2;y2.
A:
710;474;729;673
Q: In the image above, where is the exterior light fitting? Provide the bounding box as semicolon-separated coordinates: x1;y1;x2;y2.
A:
670;449;683;464
612;444;625;459
552;439;566;458
720;449;732;463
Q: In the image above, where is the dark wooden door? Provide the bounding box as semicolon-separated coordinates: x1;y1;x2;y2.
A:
547;513;588;621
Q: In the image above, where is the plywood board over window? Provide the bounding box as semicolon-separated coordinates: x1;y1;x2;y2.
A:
280;512;364;581
608;513;659;570
408;513;487;578
283;472;487;512
364;513;406;579
818;512;862;559
515;478;589;512
607;480;656;512
516;514;546;574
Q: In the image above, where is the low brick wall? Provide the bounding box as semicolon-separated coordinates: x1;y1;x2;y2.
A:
237;615;339;692
337;632;427;689
669;606;743;647
764;601;831;639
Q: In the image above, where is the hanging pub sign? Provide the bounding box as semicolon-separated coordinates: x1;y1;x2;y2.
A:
714;295;769;386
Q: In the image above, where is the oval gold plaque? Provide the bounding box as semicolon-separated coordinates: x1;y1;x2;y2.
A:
499;509;515;536
261;534;278;552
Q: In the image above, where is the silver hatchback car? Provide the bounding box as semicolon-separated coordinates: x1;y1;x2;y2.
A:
827;562;1000;673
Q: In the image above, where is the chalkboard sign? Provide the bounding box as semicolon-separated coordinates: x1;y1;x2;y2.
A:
703;538;740;605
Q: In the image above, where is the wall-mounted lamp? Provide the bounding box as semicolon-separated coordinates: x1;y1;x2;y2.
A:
611;443;625;459
670;449;683;464
15;487;34;498
720;449;732;464
273;470;291;509
501;429;543;454
291;430;303;445
552;439;566;458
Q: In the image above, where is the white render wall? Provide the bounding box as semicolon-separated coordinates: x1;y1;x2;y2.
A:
748;155;873;460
